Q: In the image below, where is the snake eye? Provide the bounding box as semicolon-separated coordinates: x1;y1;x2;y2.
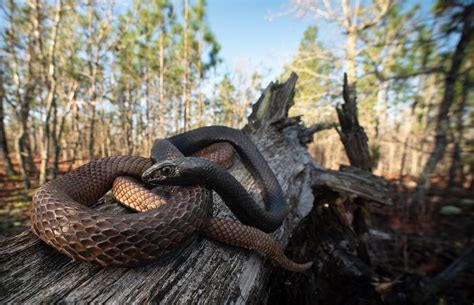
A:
160;166;173;176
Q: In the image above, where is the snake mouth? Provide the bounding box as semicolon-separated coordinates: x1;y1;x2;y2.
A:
142;161;177;185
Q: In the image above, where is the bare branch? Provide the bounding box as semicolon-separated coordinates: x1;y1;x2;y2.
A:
300;121;338;144
357;0;392;32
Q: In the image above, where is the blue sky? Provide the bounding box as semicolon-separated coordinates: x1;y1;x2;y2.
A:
206;0;315;84
204;0;435;85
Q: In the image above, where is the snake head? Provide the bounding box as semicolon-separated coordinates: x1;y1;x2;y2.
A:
142;157;211;186
142;160;180;185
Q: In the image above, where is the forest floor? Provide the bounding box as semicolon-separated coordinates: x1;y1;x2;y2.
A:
0;162;472;303
367;176;473;304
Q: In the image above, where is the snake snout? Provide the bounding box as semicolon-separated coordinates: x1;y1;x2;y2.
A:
142;161;177;185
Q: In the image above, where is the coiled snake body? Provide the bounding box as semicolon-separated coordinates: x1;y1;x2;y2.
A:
31;126;312;271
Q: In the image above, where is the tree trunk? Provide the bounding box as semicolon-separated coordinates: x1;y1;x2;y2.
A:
334;73;374;271
0;67;15;176
5;0;39;185
0;73;390;304
53;82;77;177
336;73;373;172
39;0;62;185
414;6;473;216
15;102;36;189
346;30;358;102
87;93;97;161
158;30;165;137
144;67;151;155
67;100;81;172
399;136;410;184
448;64;471;187
86;0;98;161
52;100;68;179
182;0;189;132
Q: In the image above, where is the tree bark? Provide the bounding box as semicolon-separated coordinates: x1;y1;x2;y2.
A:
0;73;390;304
336;73;373;172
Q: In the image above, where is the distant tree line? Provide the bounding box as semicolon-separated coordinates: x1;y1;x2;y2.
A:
0;0;472;217
0;0;261;188
281;0;473;213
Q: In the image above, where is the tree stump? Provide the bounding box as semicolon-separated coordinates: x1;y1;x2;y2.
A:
0;73;391;304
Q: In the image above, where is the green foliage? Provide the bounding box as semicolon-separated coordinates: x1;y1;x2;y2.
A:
214;74;237;125
282;25;337;124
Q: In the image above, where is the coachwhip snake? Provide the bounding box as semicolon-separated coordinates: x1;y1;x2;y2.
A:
31;126;312;272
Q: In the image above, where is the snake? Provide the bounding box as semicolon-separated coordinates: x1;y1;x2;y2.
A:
31;126;312;272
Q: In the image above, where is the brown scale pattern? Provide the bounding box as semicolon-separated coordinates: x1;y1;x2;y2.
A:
112;177;168;212
31;156;213;266
191;142;235;169
204;219;313;272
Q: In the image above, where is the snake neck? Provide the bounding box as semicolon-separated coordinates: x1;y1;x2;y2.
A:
168;126;289;232
171;157;286;233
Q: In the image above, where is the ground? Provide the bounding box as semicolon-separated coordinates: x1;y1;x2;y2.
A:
368;177;473;304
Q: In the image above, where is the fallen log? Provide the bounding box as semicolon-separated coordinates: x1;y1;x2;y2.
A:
0;73;390;304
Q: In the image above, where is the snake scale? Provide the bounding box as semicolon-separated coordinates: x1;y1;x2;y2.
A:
31;126;312;272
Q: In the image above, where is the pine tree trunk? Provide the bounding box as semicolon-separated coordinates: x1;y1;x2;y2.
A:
448;64;470;187
67;102;81;172
51;100;60;178
87;98;97;161
38;0;61;185
159;32;166;137
0;71;15;176
144;68;151;154
182;0;189;132
414;7;473;216
86;0;98;161
14;108;32;189
345;30;358;103
52;100;68;179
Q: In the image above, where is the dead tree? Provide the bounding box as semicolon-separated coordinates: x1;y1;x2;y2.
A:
336;73;374;172
334;73;376;270
0;73;391;304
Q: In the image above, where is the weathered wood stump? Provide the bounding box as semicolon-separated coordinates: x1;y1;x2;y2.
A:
0;73;391;304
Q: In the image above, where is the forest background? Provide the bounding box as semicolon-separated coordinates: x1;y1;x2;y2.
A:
0;0;472;236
